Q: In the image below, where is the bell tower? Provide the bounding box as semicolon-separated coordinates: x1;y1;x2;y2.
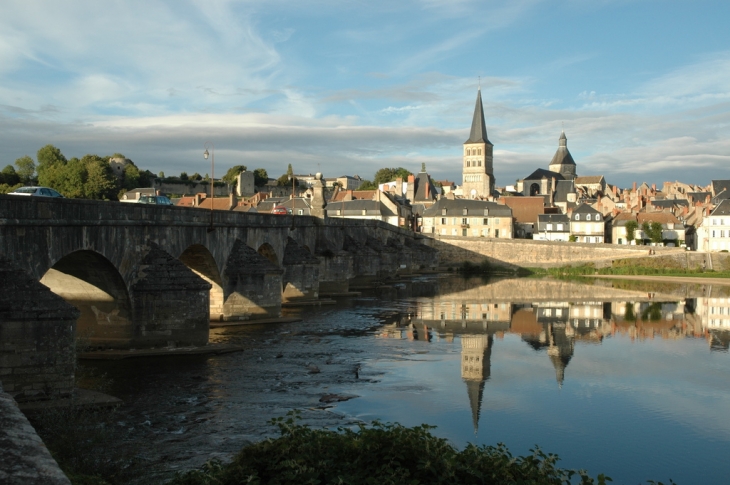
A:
462;88;494;199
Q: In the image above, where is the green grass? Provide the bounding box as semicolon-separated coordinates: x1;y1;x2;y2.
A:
526;263;730;279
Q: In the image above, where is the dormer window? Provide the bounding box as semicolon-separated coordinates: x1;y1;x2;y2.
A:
587;214;592;221
462;208;468;215
575;214;580;221
484;209;489;216
596;214;601;221
442;208;447;216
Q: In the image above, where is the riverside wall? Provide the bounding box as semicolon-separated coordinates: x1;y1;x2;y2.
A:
421;236;687;268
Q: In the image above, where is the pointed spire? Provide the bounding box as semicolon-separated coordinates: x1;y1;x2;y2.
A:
465;88;491;145
559;130;567;147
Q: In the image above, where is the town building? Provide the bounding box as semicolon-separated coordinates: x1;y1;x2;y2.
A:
569;204;604;243
697;199;730;251
420;199;512;238
535;214;570;241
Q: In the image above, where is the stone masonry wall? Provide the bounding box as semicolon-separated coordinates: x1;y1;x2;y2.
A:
0;383;70;485
423;236;686;268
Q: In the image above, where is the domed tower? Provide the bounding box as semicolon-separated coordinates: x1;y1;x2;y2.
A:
462;88;495;199
548;131;577;180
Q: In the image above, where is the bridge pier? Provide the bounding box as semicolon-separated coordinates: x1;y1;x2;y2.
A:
221;240;283;321
0;257;78;400
130;244;212;347
282;237;321;302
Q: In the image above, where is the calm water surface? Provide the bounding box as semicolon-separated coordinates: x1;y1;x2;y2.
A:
88;275;730;484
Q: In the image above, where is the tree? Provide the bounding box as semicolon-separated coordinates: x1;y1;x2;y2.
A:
625;220;638;243
180;172;189;181
40;157;85;198
122;163;142;191
82;155;117;200
253;168;268;187
649;221;664;244
641;221;651;244
190;173;203;182
14;156;35;184
158;171;165;179
1;165;20;186
277;174;296;187
358;179;377;190
222;165;247;186
36;145;67;178
373;167;412;186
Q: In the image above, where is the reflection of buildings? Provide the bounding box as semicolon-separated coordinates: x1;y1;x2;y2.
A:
695;296;730;351
461;334;492;433
610;301;693;340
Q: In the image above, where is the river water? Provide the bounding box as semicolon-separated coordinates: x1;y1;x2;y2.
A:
82;275;730;485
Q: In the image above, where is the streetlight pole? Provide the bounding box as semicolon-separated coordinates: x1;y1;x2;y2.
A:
203;142;214;232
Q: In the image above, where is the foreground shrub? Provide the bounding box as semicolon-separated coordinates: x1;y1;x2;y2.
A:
169;414;615;485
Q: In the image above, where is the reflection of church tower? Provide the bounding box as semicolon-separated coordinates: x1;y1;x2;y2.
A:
548;131;577;180
546;323;574;387
461;334;493;434
462;88;495;199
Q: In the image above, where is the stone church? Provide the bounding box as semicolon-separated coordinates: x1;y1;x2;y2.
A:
462;88;495;199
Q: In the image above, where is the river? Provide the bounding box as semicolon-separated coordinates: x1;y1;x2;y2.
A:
81;274;730;484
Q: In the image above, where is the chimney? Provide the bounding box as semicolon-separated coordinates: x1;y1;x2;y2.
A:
229;192;236;209
344;190;353;201
706;194;711;204
597;195;602;209
195;193;202;206
651;183;656;192
613;185;618;196
633;181;637;192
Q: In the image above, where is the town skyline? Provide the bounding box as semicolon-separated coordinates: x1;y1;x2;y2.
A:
1;1;728;188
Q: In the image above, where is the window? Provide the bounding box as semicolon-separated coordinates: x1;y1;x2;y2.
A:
478;149;482;155
478;161;481;167
546;223;553;231
495;229;500;238
587;214;592;221
466;161;470;167
298;209;303;215
484;208;489;216
462;218;468;224
440;218;446;225
452;218;458;225
466;149;471;156
494;218;500;224
442;208;447;216
362;210;366;215
596;214;601;221
575;214;580;220
463;208;468;215
483;218;489;225
713;230;716;238
557;223;563;231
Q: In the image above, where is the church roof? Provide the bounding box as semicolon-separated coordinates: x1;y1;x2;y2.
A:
549;131;576;167
465;89;492;145
524;168;564;181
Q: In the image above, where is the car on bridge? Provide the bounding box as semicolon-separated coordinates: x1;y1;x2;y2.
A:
271;206;288;215
138;195;174;206
8;186;64;197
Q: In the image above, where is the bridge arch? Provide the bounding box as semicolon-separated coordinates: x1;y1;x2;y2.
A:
40;250;133;348
179;244;225;321
257;243;279;266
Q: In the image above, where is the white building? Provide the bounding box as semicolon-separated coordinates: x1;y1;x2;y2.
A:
698;199;730;251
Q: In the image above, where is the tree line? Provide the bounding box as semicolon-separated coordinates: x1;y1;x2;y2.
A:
0;145;155;199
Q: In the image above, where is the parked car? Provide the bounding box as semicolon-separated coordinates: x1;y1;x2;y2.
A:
271;206;288;215
138;195;174;206
8;186;64;197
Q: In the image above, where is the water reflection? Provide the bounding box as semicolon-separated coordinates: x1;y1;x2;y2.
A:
372;276;730;436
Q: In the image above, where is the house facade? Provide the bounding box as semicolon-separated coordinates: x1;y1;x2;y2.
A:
535;214;570;241
570;204;604;243
421;199;512;238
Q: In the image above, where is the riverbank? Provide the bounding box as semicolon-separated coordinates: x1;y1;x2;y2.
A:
591;274;730;285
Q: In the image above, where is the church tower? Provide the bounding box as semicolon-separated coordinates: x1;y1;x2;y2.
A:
548;131;577;180
462;88;494;199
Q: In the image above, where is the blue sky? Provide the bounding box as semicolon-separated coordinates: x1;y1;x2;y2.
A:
1;0;729;187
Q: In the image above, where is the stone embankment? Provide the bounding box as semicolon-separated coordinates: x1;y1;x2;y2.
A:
422;236;702;269
0;383;70;485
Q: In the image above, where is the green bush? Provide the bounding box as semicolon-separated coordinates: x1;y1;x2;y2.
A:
169;414;616;485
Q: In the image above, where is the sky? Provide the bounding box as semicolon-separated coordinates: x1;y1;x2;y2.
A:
1;0;729;188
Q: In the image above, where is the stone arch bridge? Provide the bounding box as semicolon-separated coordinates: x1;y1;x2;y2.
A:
0;195;438;398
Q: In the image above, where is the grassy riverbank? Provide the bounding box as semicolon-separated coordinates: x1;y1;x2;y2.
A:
168;414;623;485
529;262;730;279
